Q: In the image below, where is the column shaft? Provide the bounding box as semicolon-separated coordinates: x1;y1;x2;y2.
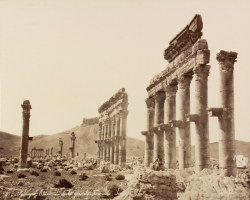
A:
176;75;192;169
114;115;120;164
119;111;128;167
164;85;177;169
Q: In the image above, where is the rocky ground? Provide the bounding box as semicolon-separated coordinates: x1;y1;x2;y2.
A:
0;160;129;200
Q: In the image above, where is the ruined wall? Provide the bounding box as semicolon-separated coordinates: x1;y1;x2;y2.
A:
81;117;99;127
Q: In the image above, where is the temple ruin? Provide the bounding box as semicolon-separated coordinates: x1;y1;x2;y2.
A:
95;88;128;167
20;100;32;168
141;14;237;176
30;148;44;158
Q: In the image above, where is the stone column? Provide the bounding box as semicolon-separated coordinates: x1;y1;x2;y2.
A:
192;65;211;172
106;122;110;161
20;100;32;168
142;97;155;167
153;92;165;163
71;132;76;158
59;138;63;158
164;84;177;169
100;123;103;161
51;147;53;156
119;110;128;167
103;124;107;161
217;50;237;176
110;118;115;164
114;114;120;164
176;74;192;169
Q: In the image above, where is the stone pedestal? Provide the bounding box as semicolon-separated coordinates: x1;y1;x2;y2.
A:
164;85;177;169
153;92;165;163
217;50;237;176
20;100;32;168
176;75;192;169
193;65;210;172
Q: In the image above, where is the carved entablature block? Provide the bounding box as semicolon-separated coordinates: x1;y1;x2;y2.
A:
98;88;129;125
164;14;203;63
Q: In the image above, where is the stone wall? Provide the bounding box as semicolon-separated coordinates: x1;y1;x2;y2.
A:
81;117;99;126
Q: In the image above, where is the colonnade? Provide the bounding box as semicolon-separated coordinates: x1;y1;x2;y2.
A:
142;50;237;176
97;110;128;167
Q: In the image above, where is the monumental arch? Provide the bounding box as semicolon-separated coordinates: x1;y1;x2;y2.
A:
96;88;128;167
141;14;237;176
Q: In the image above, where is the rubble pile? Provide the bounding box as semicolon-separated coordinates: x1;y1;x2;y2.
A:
179;168;250;200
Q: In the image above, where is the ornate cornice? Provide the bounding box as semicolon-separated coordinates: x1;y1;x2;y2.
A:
164;14;203;62
216;50;237;72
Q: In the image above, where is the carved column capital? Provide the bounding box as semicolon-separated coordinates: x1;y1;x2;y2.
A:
216;50;237;72
177;74;192;90
119;110;128;118
22;100;32;120
154;92;166;104
193;65;210;80
164;84;178;97
145;97;155;109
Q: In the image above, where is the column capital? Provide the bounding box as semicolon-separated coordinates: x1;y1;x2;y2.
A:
154;92;166;103
164;84;178;97
177;74;192;90
22;100;32;120
145;97;155;109
193;65;211;80
216;50;237;72
119;110;128;118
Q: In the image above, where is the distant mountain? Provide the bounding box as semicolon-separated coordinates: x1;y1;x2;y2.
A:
0;126;250;161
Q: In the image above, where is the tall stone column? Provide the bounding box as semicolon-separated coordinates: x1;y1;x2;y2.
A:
114;114;120;164
106;122;110;161
153;92;165;163
20;100;32;168
110;118;115;164
191;65;211;172
176;74;192;169
142;97;155;167
103;124;107;161
70;132;76;158
164;84;177;169
119;110;128;167
216;50;237;176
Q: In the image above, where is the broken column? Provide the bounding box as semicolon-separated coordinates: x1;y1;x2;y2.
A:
176;75;192;169
70;132;76;158
164;84;177;169
59;138;63;158
20;100;32;168
153;92;165;163
141;97;155;167
208;50;237;176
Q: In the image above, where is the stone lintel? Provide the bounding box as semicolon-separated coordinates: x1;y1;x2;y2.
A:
207;108;224;117
185;114;200;122
169;120;186;128
147;48;209;97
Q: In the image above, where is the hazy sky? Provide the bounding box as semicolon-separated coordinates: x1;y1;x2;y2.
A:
0;0;250;144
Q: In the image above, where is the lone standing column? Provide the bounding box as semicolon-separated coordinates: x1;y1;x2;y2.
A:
153;92;165;163
192;65;211;172
20;100;32;168
71;132;76;158
141;97;155;167
176;74;192;169
216;50;237;176
119;110;128;167
164;84;177;169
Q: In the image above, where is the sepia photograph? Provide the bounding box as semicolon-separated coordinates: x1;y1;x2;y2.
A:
0;0;249;199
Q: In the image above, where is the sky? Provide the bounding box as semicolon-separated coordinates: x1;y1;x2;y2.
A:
0;0;250;144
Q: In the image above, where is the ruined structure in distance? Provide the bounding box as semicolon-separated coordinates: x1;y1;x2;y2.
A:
141;14;237;176
96;88;128;167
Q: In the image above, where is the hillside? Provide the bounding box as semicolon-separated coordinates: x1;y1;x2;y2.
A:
0;126;249;161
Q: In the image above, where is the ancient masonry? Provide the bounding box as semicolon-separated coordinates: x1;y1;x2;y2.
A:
20;100;32;168
30;148;44;158
69;132;76;158
141;14;237;176
95;88;128;167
